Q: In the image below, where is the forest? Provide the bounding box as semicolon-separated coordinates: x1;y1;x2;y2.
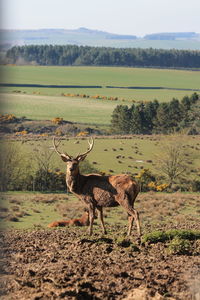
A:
110;93;200;134
6;44;200;68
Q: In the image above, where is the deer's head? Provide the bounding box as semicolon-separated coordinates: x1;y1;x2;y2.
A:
52;137;94;176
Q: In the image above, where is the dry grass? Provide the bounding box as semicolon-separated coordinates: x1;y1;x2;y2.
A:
0;192;199;233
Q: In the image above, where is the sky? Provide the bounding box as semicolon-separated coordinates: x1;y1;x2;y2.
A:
1;0;200;36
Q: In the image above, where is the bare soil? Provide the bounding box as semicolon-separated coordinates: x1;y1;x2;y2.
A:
0;192;199;299
0;221;200;300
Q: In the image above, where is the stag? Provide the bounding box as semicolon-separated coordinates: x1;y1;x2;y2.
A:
52;137;141;238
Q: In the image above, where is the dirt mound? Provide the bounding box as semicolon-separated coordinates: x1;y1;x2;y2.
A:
0;227;200;299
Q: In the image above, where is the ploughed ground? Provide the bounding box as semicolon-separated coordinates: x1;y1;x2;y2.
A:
0;192;200;299
0;222;200;300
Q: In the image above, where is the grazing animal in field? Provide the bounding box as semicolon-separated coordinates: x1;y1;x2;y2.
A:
48;211;89;228
52;137;141;238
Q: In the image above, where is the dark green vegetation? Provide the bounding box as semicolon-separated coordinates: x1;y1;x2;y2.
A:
1;93;199;136
111;93;200;134
6;45;200;68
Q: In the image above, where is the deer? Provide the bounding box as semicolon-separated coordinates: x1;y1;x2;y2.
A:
52;137;141;239
47;210;89;228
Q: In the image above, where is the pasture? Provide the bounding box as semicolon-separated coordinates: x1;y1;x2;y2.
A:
1;135;200;178
1;65;200;102
0;93;118;126
0;191;199;232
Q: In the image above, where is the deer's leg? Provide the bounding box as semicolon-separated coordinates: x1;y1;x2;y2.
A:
128;214;134;236
127;210;141;237
116;194;141;238
97;207;107;235
87;205;95;236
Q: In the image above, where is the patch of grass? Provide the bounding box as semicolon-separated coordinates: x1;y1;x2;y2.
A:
142;229;200;244
0;192;66;230
167;237;192;255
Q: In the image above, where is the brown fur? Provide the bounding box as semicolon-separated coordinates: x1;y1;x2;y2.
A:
48;212;89;228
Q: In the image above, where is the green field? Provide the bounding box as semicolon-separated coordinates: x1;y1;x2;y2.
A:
1;65;200;125
0;93;118;125
1;65;199;102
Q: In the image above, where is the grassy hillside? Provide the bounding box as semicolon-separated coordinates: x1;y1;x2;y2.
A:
1;136;199;177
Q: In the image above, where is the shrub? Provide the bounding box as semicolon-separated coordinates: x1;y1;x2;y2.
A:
135;169;156;192
76;131;89;137
156;183;169;192
0;114;17;123
143;229;200;244
34;168;66;192
52;117;63;125
55;128;63;136
167;237;191;255
15;130;28;135
191;180;200;192
0;144;24;191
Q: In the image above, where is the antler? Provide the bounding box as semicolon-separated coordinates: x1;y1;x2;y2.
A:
52;137;72;160
75;137;94;161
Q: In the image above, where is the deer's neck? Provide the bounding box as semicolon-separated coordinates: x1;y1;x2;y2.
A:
66;171;84;194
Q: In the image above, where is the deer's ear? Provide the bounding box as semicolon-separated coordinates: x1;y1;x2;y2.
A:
61;155;70;162
77;155;87;162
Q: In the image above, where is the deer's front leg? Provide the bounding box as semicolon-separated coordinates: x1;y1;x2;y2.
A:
87;204;95;236
97;207;107;235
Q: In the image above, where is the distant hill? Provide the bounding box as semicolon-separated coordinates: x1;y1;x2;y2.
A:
144;32;200;40
1;28;200;50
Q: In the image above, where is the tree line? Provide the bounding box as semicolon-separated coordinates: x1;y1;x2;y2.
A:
110;93;200;134
6;45;200;68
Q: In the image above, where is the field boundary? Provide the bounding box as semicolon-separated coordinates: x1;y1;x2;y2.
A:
1;83;200;92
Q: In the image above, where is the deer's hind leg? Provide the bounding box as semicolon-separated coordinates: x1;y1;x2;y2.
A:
127;210;141;237
116;193;141;238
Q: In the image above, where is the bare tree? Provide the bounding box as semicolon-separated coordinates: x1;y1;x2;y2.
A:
32;143;54;191
33;143;54;173
0;143;23;191
155;135;195;187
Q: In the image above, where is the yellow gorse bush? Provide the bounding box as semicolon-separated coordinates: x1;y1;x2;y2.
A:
51;117;63;125
156;183;169;191
147;181;169;192
15;130;28;136
0;114;17;123
76;131;89;137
